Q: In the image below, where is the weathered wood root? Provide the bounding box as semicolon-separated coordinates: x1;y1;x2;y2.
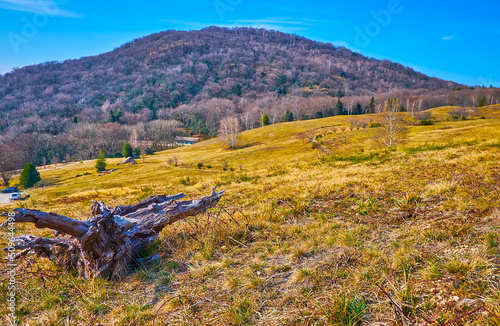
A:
1;188;223;279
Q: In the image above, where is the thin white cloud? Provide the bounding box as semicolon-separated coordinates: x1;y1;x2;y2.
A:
0;0;81;17
442;35;456;41
230;18;316;26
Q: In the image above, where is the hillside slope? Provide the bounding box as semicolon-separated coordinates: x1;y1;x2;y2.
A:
0;27;461;128
1;106;499;325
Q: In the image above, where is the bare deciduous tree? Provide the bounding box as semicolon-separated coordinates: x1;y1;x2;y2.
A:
471;95;478;108
374;98;407;148
487;94;494;106
68;123;101;160
416;98;424;111
408;100;416;119
0;140;22;186
240;112;252;131
347;100;355;115
218;117;240;149
144;119;181;151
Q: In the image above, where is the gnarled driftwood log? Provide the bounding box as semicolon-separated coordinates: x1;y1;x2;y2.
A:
1;188;223;279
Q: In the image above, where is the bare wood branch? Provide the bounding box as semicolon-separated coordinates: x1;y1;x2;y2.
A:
1;188;224;279
1;210;88;237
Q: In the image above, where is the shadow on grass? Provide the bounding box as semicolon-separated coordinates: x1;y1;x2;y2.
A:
233;142;262;150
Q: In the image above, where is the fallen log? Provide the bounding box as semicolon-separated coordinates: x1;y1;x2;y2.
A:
1;188;223;279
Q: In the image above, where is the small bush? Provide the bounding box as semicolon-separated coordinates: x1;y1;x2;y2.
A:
417;111;433;121
95;150;107;172
351;119;368;129
145;147;154;155
179;177;192;185
167;156;178;166
197;162;204;169
420;119;434;125
368;122;382;128
312;142;321;149
450;108;470;120
321;294;367;326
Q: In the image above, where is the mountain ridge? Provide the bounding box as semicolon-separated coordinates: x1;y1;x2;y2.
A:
0;26;462;126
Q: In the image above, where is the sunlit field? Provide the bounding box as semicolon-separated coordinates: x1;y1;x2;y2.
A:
1;105;499;325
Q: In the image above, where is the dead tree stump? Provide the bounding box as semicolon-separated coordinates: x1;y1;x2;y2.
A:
1;188;223;279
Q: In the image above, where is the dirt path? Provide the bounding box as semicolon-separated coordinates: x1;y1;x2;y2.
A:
0;192;28;205
0;193;12;204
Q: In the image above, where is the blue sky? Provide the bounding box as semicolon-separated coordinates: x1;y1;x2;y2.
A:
0;0;499;86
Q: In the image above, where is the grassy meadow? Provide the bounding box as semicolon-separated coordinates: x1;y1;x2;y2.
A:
1;105;500;325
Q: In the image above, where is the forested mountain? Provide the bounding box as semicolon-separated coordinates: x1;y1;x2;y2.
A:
1;26;460;130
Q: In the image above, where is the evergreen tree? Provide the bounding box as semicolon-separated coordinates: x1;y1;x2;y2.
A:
95;150;107;172
262;114;270;126
108;110;115;123
134;147;141;157
19;163;41;189
284;109;294;122
369;97;375;113
355;103;362;115
115;109;122;122
122;142;133;158
478;96;487;107
384;98;402;112
336;99;345;115
73;115;78;124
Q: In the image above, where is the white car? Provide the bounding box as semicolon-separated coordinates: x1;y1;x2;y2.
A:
10;193;22;201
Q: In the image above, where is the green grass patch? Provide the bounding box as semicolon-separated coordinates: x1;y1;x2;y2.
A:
406;140;478;154
321;294;368;326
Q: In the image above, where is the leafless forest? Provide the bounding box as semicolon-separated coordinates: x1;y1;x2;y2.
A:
1;27;499;178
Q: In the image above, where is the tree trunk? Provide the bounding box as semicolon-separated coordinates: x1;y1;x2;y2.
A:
1;188;223;279
1;171;9;187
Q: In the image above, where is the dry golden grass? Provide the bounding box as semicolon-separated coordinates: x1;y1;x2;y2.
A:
1;105;499;325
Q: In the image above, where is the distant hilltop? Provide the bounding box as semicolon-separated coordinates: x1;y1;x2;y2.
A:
0;26;462;124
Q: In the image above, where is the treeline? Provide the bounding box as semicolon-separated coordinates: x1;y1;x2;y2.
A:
2;87;499;183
